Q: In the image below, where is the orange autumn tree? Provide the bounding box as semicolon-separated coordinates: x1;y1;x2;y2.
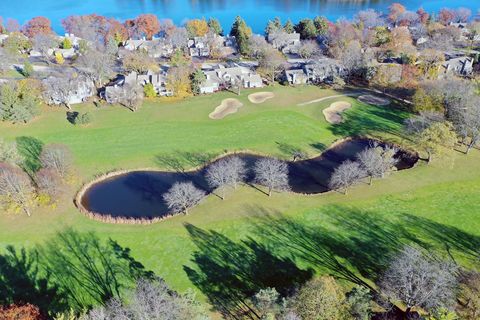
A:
135;14;160;40
186;19;209;37
106;19;128;44
388;3;406;26
22;17;52;38
0;303;45;320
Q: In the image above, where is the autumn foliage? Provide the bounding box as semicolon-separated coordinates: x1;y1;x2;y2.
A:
22;17;52;38
134;14;160;40
0;303;45;320
186;19;210;37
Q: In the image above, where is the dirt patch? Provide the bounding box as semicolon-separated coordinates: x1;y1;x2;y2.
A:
248;92;275;104
209;98;244;119
323;101;352;124
358;94;391;106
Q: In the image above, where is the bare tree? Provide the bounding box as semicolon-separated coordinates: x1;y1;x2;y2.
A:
42;75;77;109
163;181;205;214
254;158;289;196
39;144;73;178
329;160;365;194
77;48;115;88
357;143;398;185
0;162;35;216
258;48;287;84
0;138;23;166
35;168;63;200
297;40;320;59
118;83;144;112
355;9;384;28
33;34;57;65
205;156;246;200
83;278;208;320
169;27;189;50
380;246;458;317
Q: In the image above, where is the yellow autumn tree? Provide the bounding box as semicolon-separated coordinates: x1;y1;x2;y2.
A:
186;19;209;37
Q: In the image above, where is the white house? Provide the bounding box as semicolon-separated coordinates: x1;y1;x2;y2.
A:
199;64;263;94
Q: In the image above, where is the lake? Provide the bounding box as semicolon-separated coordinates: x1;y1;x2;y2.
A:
79;139;418;220
0;0;478;34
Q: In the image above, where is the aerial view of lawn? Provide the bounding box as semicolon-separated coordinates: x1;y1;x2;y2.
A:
1;85;479;317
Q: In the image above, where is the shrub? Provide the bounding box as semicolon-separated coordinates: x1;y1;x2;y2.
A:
61;37;72;49
55;52;64;65
143;83;157;98
22;60;34;77
76;112;93;125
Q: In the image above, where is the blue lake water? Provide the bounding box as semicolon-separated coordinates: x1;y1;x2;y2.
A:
0;0;478;34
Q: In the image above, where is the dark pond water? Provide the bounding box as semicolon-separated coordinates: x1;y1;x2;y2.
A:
0;0;477;34
80;139;418;219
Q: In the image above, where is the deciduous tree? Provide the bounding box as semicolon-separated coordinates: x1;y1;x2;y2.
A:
135;14;160;40
123;50;158;74
253;158;289;196
22;16;52;38
77;47;115;88
290;276;350;320
163;181;205;214
357;143;398;185
205;156;246;199
416;121;457;163
33;34;57;65
39;144;73;179
186;19;209;37
0;139;23;166
380;246;458;317
329;160;365;194
0;162;35;216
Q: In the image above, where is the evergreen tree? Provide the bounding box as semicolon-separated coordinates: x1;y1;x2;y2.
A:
230;16;252;56
314;16;329;36
208;17;223;35
295;18;317;39
284;19;295;33
190;69;206;95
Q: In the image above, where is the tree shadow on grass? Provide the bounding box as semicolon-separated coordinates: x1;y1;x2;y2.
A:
15;136;44;174
330;104;409;139
0;228;154;314
0;246;64;314
183;223;314;319
39;228;155;311
154;151;217;173
251;206;480;289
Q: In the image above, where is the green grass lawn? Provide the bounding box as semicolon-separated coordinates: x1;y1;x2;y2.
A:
0;85;478;315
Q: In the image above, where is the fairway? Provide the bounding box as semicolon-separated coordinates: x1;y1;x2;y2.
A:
1;85;479;313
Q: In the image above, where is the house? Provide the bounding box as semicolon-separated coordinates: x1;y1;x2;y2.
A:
441;56;474;76
284;58;347;85
123;38;174;58
103;68;172;103
199;64;263;94
188;36;210;57
284;69;309;85
267;32;301;54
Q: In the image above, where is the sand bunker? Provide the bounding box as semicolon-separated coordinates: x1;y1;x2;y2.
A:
358;95;391;106
209;98;243;119
323;101;352;124
248;92;275;104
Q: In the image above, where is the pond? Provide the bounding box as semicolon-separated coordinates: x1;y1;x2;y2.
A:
79;139;418;220
0;0;477;34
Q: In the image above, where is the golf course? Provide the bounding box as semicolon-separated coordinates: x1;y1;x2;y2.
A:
1;85;479;314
